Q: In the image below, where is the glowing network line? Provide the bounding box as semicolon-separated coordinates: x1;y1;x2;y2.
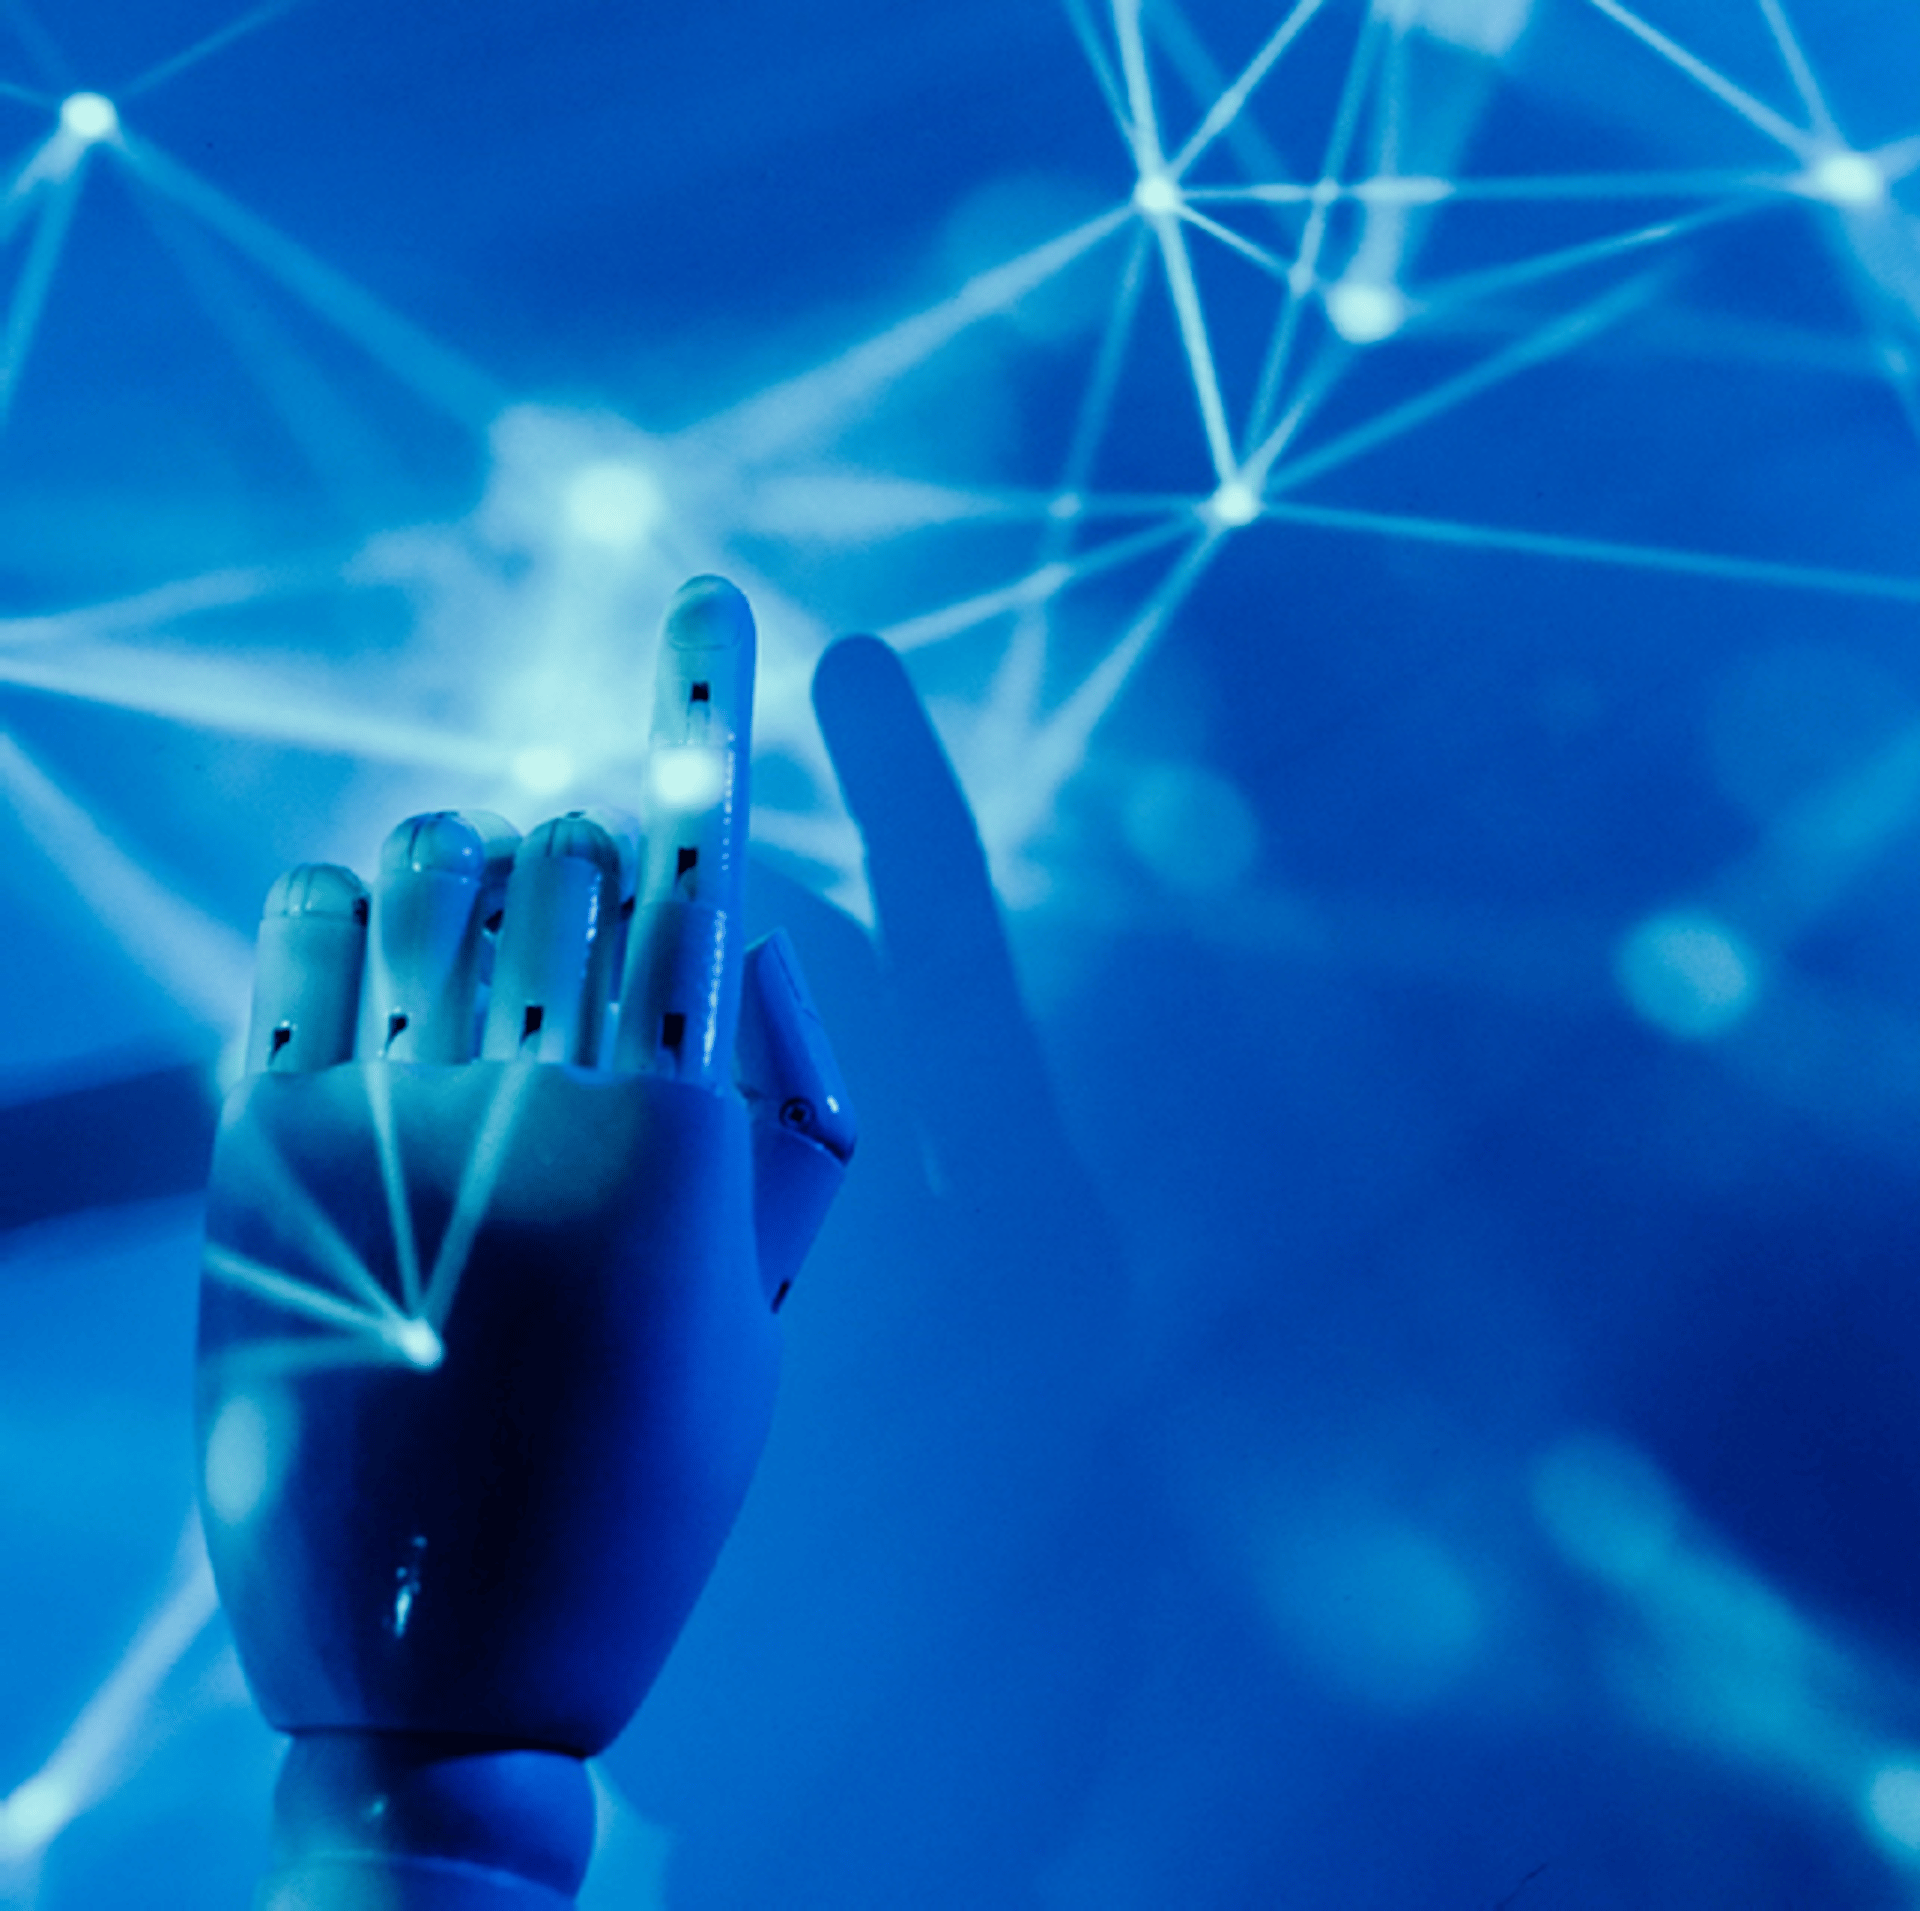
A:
0;0;1904;956
1581;0;1818;160
222;1122;415;1330
12;0;1920;1894
1184;169;1796;205
701;207;1131;465
1401;201;1746;316
0;641;510;773
1259;495;1920;604
0;564;304;647
364;1061;426;1318
1754;0;1838;141
117;132;506;428
0;733;250;1030
880;519;1192;652
1261;271;1661;494
1118;3;1246;489
419;1060;537;1334
0;0;1906;971
0;0;1910;953
205;1244;419;1350
0;0;70;95
134;186;402;512
1174;202;1292;282
0;162;78;427
1058;0;1128;132
1244;3;1388;451
118;0;313;102
0;1522;218;1866
209;1085;464;1372
1167;0;1332;179
1035;530;1224;783
1144;0;1306;231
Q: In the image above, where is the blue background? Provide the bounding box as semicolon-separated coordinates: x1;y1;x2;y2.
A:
2;0;1920;1904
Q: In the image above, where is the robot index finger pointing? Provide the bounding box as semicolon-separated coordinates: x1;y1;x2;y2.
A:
617;575;758;1086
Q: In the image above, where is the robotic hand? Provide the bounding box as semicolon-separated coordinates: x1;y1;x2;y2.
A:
194;578;856;1910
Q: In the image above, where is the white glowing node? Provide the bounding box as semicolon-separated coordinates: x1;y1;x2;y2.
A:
0;1774;76;1857
513;744;576;795
564;460;663;547
1048;491;1084;521
649;744;726;813
205;1394;277;1525
1132;172;1180;217
390;1317;444;1370
58;92;117;142
1325;278;1409;345
1866;1764;1920;1851
1206;480;1261;529
1808;148;1885;209
1615;909;1758;1040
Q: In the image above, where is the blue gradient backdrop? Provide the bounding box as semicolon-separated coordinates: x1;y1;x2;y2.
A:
2;1;1920;1905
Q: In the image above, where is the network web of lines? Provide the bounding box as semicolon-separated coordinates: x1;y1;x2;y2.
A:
0;0;1913;961
2;0;1920;1901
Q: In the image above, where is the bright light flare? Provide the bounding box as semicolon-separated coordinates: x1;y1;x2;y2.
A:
1205;479;1261;528
513;744;576;795
1866;1763;1920;1852
1803;146;1885;208
387;1316;444;1370
649;744;727;813
564;459;663;547
1616;908;1759;1039
0;1773;77;1857
1324;277;1410;344
58;93;118;143
1132;171;1180;217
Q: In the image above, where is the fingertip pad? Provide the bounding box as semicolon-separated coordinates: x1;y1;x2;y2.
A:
381;812;488;882
663;575;754;651
263;864;369;924
520;813;621;878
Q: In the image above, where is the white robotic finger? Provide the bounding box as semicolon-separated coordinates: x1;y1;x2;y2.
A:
617;576;756;1086
364;813;492;1063
246;863;369;1074
573;805;641;1026
735;929;857;1309
481;814;624;1065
